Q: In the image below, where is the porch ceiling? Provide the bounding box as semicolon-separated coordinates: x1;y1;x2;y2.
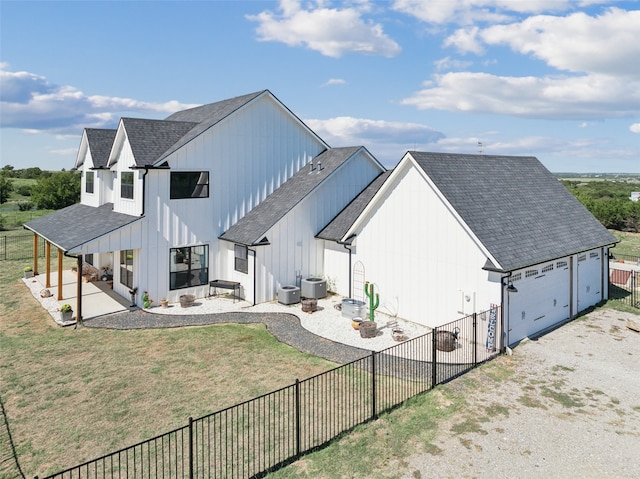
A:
23;203;141;253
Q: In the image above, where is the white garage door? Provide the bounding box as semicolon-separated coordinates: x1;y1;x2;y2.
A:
577;250;602;312
508;259;570;345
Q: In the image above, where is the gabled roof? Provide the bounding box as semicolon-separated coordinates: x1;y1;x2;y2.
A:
120;118;198;167
23;203;140;253
316;170;392;242
155;90;268;164
409;152;618;272
220;147;363;246
85;129;117;168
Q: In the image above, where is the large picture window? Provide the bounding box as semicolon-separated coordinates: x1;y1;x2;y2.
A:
85;171;94;194
234;244;248;274
121;172;134;199
170;245;208;290
120;249;133;289
170;172;209;199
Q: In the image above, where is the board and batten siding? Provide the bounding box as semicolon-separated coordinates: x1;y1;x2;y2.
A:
349;162;500;328
112;139;143;216
137;94;327;303
253;151;383;304
79;148;100;208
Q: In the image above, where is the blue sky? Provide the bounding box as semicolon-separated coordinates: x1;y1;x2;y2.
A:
1;0;639;173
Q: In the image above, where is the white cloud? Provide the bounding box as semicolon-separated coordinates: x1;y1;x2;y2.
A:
247;0;401;58
0;65;198;133
443;27;484;55
322;78;347;87
434;56;474;71
406;7;640;121
306;116;445;165
630;123;640;134
401;71;640;120
391;0;572;25
478;8;640;77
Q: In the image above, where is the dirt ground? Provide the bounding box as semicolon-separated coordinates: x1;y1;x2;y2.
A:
403;308;640;479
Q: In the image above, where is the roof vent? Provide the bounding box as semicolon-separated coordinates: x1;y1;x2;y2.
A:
317;161;323;172
309;162;315;173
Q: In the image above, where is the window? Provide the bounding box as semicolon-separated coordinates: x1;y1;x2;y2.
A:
86;171;94;194
170;172;209;199
234;244;248;274
525;269;539;278
170;245;208;290
542;264;554;273
121;172;134;199
120;249;133;289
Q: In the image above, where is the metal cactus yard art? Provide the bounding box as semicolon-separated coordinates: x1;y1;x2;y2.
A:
364;281;379;322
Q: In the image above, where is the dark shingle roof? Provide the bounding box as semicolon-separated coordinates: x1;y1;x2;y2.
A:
220;147;362;245
85;129;116;168
316;170;392;241
156;91;267;163
410;152;618;271
121;118;198;167
24;203;140;252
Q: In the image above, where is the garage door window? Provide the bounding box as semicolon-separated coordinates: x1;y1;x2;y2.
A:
511;273;521;282
542;264;554;273
525;269;539;278
557;260;568;268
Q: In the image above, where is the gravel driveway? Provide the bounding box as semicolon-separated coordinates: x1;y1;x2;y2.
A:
404;308;640;479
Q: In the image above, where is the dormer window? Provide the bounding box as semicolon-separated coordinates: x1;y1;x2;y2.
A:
85;171;94;194
121;172;134;199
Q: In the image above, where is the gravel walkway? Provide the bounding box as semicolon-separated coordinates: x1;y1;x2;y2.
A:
402;308;640;479
84;308;370;365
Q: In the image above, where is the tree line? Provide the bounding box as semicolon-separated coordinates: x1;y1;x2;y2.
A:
1;165;638;233
562;180;640;232
0;165;80;210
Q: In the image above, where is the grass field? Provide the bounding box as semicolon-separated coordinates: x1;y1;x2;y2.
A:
2;227;639;478
0;255;337;478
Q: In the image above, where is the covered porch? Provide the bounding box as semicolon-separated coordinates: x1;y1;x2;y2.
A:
23;203;142;324
23;270;131;326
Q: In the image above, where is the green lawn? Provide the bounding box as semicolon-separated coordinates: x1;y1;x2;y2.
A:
2;226;639;478
610;230;640;258
0;256;336;478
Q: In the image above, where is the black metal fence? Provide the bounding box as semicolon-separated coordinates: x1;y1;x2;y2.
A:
609;263;639;309
0;234;44;261
38;307;502;479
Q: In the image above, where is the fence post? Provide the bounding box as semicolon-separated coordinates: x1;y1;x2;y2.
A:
371;351;377;420
188;416;194;479
295;378;301;458
431;328;437;388
473;313;477;367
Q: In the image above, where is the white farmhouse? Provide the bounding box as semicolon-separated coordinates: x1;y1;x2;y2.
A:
24;92;617;348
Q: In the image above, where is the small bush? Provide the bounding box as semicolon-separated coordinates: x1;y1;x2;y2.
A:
17;201;33;211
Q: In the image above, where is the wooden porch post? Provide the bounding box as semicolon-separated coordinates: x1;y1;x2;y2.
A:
32;234;39;275
45;242;51;288
57;249;63;301
76;254;83;325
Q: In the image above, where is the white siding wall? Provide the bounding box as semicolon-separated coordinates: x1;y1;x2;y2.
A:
254;152;382;303
136;94;326;303
112;140;143;216
323;241;350;296
349;163;500;328
79;149;100;208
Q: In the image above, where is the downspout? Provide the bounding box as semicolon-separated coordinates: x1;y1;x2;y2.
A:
337;234;356;298
141;166;150;217
500;272;513;352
